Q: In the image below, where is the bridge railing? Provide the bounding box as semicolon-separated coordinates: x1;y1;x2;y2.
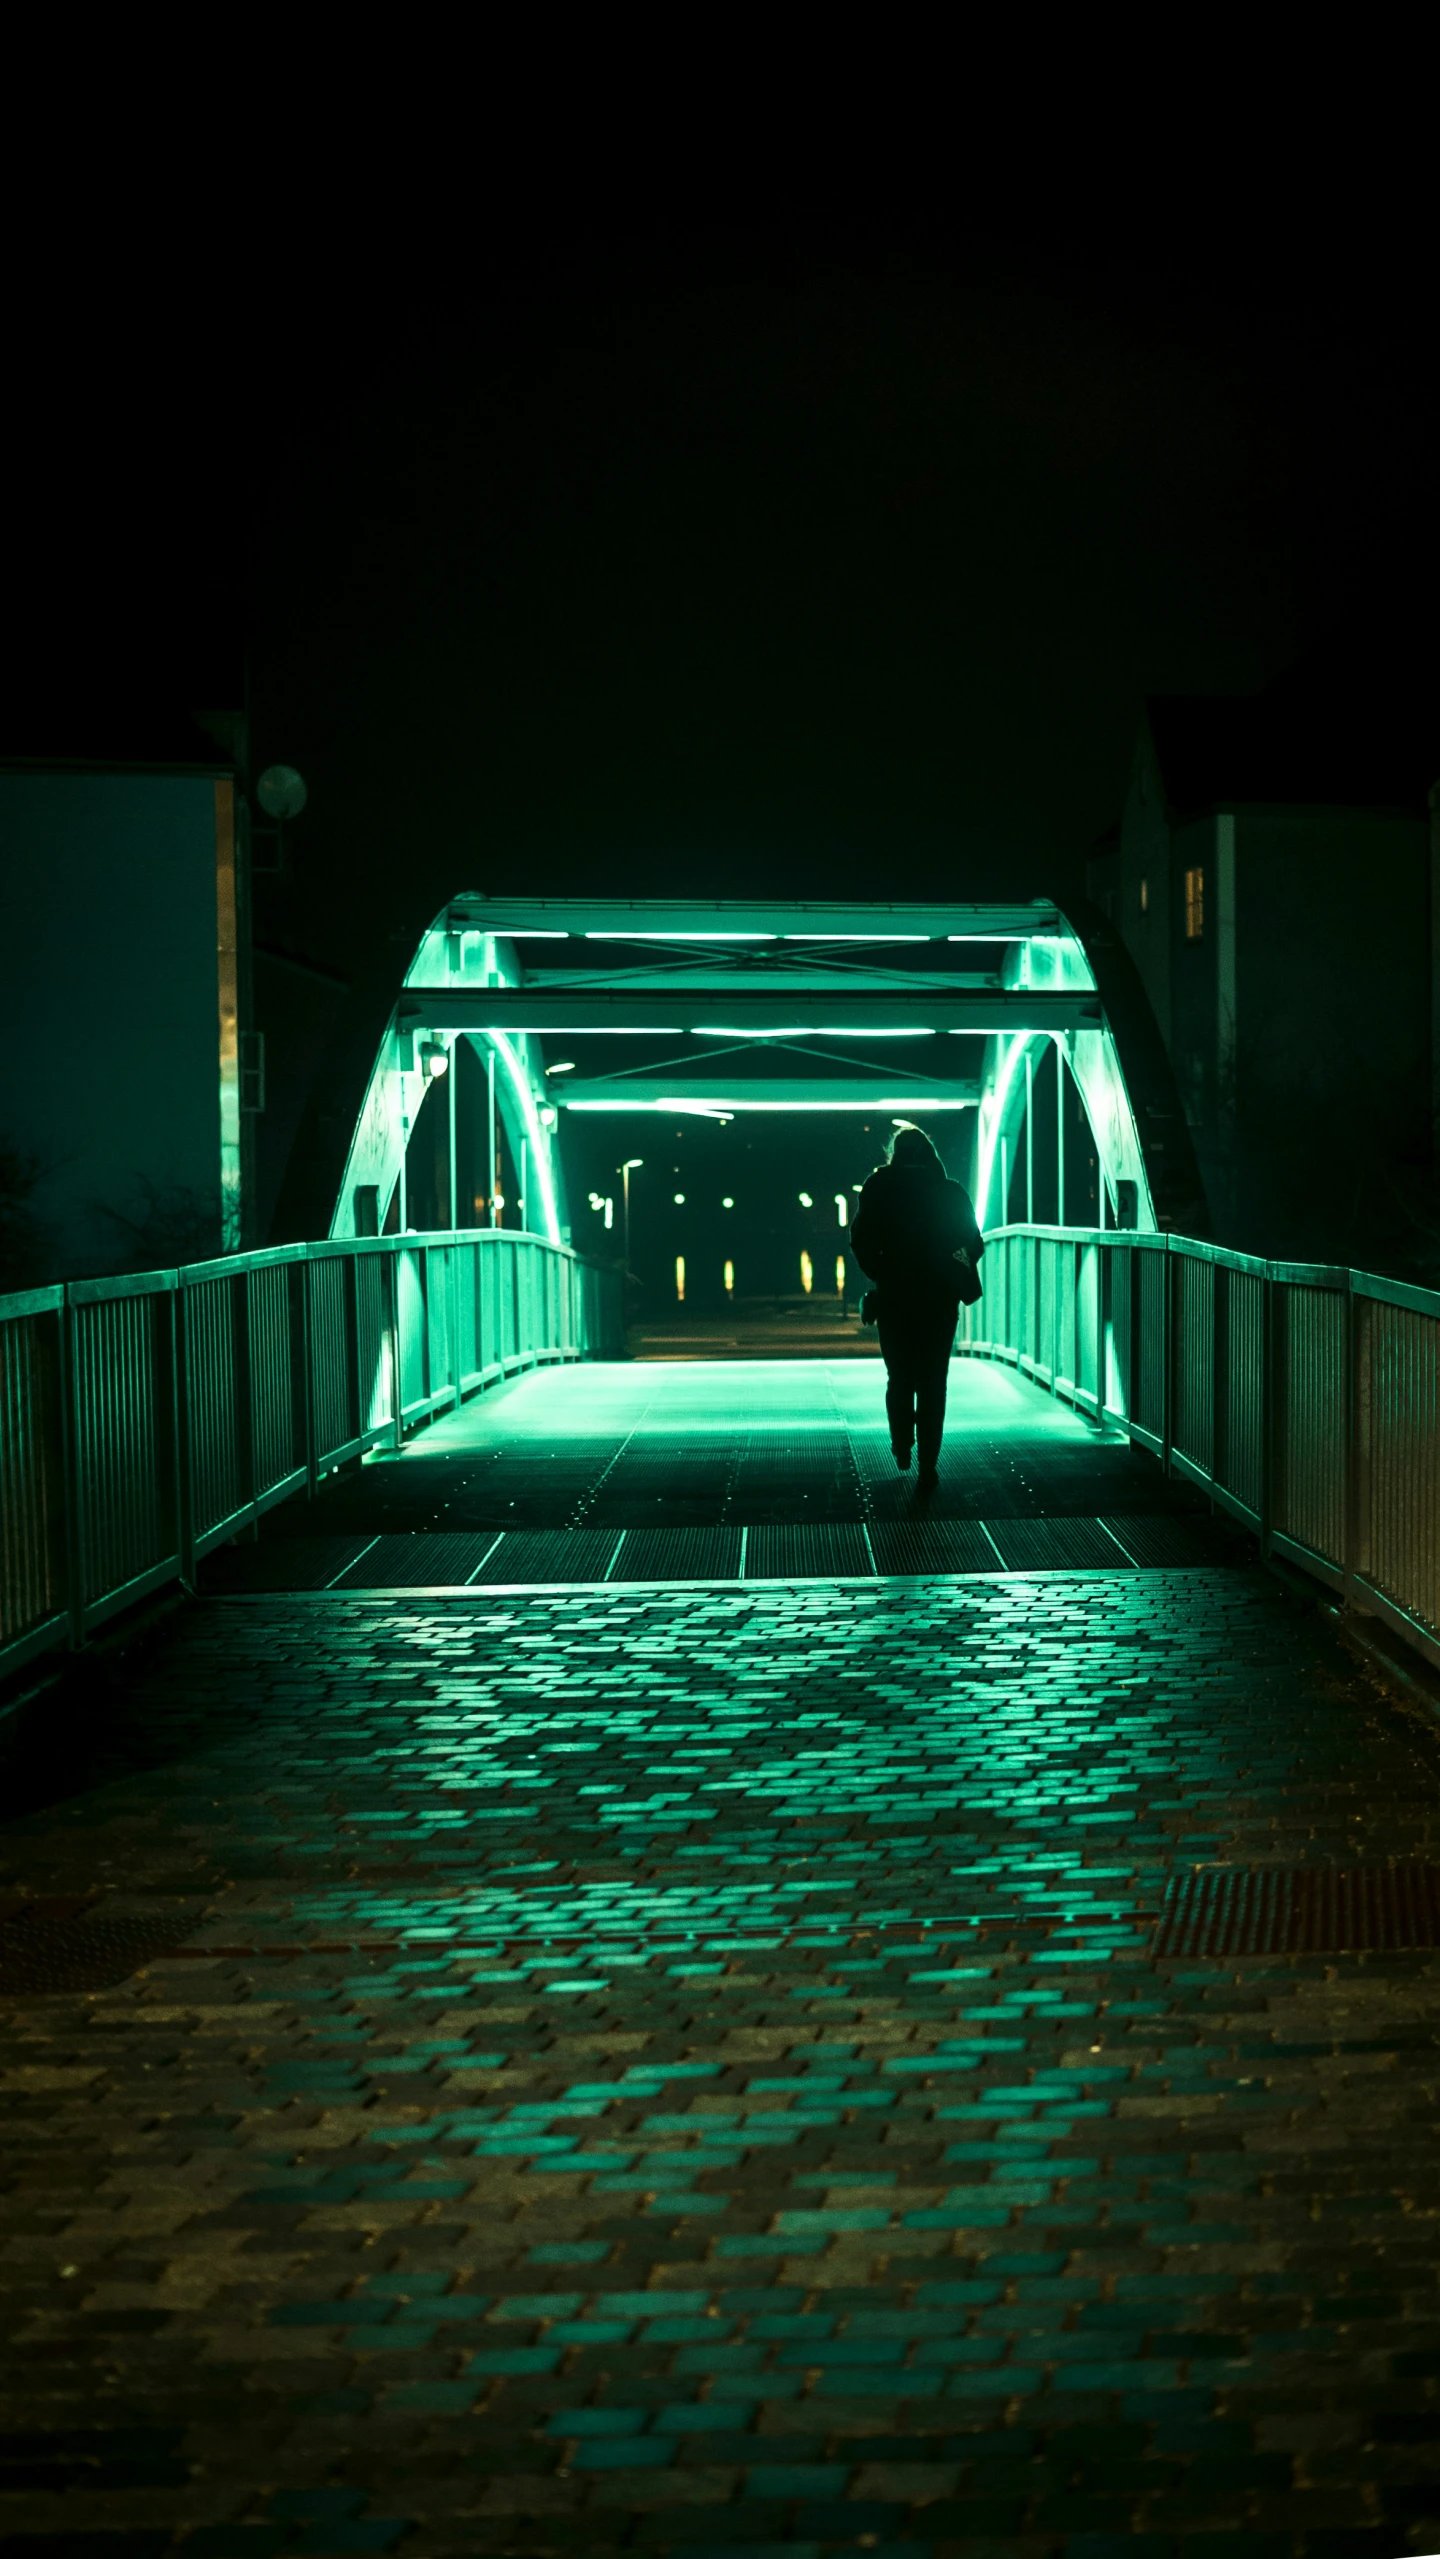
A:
0;1230;625;1685
959;1224;1440;1674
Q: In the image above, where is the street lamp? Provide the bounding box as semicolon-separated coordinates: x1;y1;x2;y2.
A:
620;1158;643;1268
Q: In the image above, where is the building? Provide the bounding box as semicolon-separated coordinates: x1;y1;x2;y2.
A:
1087;643;1440;1271
0;708;255;1287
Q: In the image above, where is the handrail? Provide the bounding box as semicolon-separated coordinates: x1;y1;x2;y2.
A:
0;1229;624;1685
960;1223;1440;1674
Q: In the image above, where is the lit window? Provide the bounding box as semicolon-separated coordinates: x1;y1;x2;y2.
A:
1184;866;1205;940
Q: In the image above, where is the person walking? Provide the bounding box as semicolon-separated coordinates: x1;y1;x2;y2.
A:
849;1124;984;1489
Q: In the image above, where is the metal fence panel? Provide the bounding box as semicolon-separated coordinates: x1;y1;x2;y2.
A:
1362;1297;1440;1637
1135;1245;1168;1445
69;1280;178;1610
310;1254;360;1460
1106;1242;1132;1422
0;1293;67;1657
1173;1253;1214;1478
1;1230;620;1685
1275;1283;1347;1567
249;1260;302;1499
1218;1266;1264;1521
1076;1241;1100;1409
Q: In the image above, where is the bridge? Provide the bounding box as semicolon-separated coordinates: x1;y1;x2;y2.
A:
3;900;1440;2552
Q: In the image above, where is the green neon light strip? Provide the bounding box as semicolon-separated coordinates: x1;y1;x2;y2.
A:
564;1097;976;1113
583;931;778;941
690;1025;936;1038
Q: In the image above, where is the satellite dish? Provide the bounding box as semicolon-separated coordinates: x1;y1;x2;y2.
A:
256;764;308;821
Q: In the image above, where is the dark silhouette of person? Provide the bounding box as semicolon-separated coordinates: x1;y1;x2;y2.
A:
849;1124;984;1488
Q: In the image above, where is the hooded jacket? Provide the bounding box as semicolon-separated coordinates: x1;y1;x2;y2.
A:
849;1159;984;1315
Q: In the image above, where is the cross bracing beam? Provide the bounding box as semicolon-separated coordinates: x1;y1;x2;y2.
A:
397;988;1100;1033
518;968;1002;992
556;1078;981;1111
443;897;1062;941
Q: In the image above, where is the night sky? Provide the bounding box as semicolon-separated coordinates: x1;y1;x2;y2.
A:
7;192;1436;1246
11;207;1434;937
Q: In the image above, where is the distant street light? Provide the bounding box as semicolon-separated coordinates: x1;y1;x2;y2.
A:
620;1158;643;1268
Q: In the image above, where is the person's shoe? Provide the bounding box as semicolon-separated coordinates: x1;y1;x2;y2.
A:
892;1442;912;1471
916;1461;939;1492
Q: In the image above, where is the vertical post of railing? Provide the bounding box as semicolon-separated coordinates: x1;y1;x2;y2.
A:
1260;1268;1277;1561
235;1265;256;1527
62;1290;89;1646
158;1282;182;1591
1344;1274;1363;1610
344;1245;363;1453
451;1231;463;1409
292;1257;317;1501
447;1036;458;1231
1162;1239;1176;1477
174;1281;197;1587
1025;1051;1034;1223
386;1242;404;1452
1212;1258;1227;1499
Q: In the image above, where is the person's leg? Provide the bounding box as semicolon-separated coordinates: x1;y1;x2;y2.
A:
877;1320;918;1465
914;1319;957;1480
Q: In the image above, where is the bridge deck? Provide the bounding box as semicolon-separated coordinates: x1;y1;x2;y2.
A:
3;1549;1439;2550
203;1356;1246;1594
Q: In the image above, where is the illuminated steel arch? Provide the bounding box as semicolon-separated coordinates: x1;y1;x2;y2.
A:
330;915;568;1244
330;897;1186;1245
972;926;1155;1232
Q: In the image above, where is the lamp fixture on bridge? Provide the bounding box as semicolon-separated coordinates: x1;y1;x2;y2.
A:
419;1039;450;1081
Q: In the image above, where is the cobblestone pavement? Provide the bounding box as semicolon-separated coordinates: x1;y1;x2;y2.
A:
4;1567;1440;2556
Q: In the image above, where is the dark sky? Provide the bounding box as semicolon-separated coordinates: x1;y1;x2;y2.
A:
9;203;1436;982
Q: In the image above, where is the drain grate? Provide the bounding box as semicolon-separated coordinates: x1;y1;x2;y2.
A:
0;1899;194;1995
1152;1865;1440;1958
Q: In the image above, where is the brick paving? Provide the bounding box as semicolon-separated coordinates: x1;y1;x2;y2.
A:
4;1564;1440;2555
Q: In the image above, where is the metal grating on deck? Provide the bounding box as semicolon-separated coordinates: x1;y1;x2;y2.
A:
868;1520;1004;1576
611;1528;743;1582
470;1528;622;1585
199;1537;373;1592
1102;1512;1233;1568
329;1532;504;1588
1151;1864;1440;1958
984;1516;1134;1571
0;1899;195;1995
746;1523;874;1579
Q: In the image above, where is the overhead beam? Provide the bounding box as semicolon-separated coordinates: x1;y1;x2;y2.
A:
520;968;1002;992
555;1078;981;1111
443;896;1063;941
398;989;1100;1033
